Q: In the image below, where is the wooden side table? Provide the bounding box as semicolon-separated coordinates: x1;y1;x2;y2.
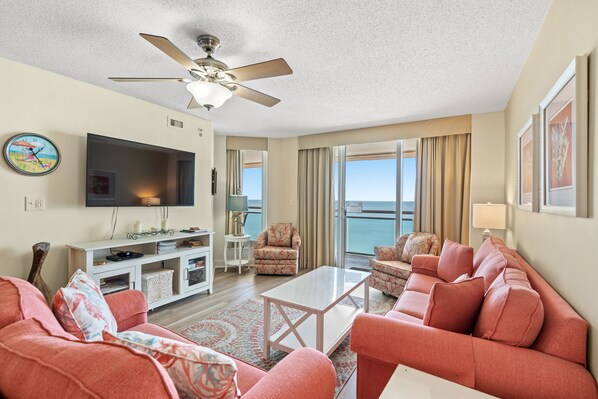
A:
224;234;251;274
379;365;497;398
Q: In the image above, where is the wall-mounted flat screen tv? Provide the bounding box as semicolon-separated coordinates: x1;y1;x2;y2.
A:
86;133;195;207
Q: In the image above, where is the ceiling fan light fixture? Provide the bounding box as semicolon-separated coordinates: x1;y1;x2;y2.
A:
186;80;232;109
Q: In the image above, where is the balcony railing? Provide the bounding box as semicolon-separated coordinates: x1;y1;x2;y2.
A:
244;205;262;240
345;209;414;256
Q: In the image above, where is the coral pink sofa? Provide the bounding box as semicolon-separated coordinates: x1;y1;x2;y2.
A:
350;237;598;399
0;277;336;399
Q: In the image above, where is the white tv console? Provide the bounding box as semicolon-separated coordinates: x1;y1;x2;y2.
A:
67;231;214;310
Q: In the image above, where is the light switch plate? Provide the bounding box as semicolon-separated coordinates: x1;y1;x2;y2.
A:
25;196;45;211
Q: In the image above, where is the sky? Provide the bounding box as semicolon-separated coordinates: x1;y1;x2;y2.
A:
345;158;415;202
243;157;416;203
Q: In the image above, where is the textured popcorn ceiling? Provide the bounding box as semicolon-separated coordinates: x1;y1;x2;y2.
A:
0;0;551;137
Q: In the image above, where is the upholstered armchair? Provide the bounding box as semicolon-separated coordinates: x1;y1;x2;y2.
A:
253;223;302;275
369;232;440;297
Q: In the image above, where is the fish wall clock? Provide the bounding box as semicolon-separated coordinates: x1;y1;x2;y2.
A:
3;133;61;176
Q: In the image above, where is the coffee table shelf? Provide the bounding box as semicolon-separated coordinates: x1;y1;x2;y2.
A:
270;302;364;356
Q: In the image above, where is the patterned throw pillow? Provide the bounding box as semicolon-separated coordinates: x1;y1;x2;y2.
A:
103;330;240;399
51;269;117;341
267;223;293;247
401;233;434;263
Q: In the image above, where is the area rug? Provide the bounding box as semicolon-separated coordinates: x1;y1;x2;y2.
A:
177;296;392;396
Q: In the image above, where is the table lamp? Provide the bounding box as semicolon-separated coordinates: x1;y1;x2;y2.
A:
473;203;506;241
227;195;248;236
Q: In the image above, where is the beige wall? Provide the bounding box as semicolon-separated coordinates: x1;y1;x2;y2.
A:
267;137;299;226
470;112;506;250
504;0;598;371
0;57;213;292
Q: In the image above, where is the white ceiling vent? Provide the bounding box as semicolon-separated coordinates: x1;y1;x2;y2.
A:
167;116;184;129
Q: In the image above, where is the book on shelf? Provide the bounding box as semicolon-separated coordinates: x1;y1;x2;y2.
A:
182;240;205;248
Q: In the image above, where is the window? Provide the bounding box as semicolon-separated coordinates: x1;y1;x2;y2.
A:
242;150;264;240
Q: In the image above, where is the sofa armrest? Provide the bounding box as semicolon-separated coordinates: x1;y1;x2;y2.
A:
291;230;301;250
471;338;598;399
104;290;148;332
242;348;336;399
350;313;475;387
374;246;399;261
254;231;268;249
410;254;440;278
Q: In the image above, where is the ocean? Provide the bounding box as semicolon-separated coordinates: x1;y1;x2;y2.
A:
244;200;413;256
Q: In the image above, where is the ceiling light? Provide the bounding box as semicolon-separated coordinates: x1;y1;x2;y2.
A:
186;80;232;110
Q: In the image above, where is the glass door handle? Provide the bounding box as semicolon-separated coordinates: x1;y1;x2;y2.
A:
184;268;189;280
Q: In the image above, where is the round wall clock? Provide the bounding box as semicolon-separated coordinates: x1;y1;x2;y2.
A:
3;133;61;176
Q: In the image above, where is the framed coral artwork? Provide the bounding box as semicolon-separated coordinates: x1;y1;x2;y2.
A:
517;114;539;212
539;54;588;217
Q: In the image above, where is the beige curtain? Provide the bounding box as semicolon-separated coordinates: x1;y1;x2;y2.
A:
414;133;471;245
298;147;335;269
226;149;243;235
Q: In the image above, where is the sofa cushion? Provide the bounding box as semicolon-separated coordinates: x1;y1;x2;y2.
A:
423;277;485;334
253;246;298;260
369;259;411;279
385;310;423;324
393;291;429;319
473;237;513;271
401;233;435;263
473;267;544;347
129;323;266;394
0;318;178;399
473;243;524;292
0;277;64;333
104;330;240;399
437;239;474;283
267;223;293;247
404;273;444;295
51;269;118;341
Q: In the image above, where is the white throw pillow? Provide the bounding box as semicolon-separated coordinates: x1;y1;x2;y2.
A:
51;269;118;341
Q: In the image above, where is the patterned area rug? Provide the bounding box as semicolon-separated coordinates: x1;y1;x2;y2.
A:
177;296;392;396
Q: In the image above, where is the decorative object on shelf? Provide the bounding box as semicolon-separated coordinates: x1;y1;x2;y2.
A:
539;54;588;217
126;229;175;240
26;242;52;304
517;114;540;212
227;194;248;236
3;133;61;176
472;203;506;241
134;220;142;234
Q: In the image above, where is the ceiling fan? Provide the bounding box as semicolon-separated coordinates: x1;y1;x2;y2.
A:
109;33;293;110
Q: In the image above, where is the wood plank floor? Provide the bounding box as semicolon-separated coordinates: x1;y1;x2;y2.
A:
148;267;395;399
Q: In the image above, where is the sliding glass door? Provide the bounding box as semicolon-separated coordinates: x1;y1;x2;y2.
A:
335;139;416;269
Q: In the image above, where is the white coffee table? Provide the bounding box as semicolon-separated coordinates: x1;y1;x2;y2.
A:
260;266;370;359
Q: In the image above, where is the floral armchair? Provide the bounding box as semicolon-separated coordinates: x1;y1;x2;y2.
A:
253;223;302;275
369;232;440;297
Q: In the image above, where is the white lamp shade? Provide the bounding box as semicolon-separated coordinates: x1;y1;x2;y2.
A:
473;203;506;230
186;81;232;109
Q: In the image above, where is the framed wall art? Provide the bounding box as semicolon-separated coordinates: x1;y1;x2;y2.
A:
539;54;588;217
517;114;540;212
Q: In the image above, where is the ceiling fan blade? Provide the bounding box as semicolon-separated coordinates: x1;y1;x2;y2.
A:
109;77;189;82
187;97;203;109
140;33;200;71
224;58;292;82
231;84;280;107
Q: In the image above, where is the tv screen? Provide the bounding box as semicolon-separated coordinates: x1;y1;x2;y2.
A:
86;133;195;207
